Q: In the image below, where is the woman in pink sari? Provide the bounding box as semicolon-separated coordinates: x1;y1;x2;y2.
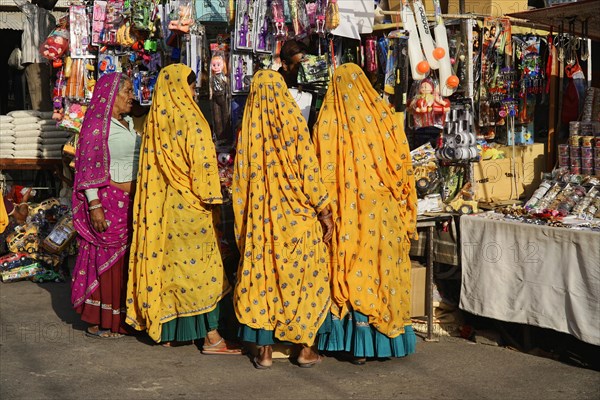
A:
71;72;140;338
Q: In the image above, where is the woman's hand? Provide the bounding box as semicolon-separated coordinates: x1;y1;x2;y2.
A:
319;215;334;244
318;207;334;244
88;200;108;233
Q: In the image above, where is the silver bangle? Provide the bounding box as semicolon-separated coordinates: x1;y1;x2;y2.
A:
88;203;103;211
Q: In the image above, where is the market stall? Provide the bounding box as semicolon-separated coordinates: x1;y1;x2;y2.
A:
460;213;600;346
0;2;597;354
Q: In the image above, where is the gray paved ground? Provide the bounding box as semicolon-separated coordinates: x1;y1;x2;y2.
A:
1;280;599;400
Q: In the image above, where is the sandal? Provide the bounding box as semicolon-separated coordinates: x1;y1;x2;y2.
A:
201;338;243;355
85;328;124;339
297;354;323;368
253;356;272;369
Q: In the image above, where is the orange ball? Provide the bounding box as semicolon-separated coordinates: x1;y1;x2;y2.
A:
417;60;430;75
433;47;445;60
446;75;460;88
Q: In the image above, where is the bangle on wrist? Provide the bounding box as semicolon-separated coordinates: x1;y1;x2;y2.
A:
88;203;103;211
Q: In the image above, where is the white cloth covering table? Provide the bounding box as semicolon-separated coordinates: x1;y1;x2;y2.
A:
459;214;600;346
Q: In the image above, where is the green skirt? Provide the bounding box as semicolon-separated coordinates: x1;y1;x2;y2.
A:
160;303;221;343
238;325;291;346
317;310;416;358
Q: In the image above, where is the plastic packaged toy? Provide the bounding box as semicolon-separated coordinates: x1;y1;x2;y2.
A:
40;15;69;63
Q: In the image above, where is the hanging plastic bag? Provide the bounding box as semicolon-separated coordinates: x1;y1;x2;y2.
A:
8;48;24;70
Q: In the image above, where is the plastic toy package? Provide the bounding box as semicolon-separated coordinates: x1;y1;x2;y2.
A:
270;0;287;38
288;0;310;38
1;263;43;283
168;0;194;34
63;58;96;101
102;0;126;45
234;0;255;50
92;0;108;46
408;78;450;129
40;15;69;64
0;252;34;271
97;52;121;78
253;0;274;54
69;4;92;58
58;100;87;133
132;0;156;31
133;70;158;106
230;52;253;94
298;54;328;84
41;213;76;255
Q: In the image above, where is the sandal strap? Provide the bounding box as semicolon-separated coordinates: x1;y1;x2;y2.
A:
202;337;224;349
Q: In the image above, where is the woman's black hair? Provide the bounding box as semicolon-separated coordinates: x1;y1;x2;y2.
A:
279;40;308;65
187;71;197;85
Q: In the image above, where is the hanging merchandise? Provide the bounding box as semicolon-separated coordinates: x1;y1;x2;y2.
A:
52;68;67;121
92;1;107;46
513;34;543;144
59;101;87;133
478;17;512;140
253;0;275;53
271;0;288;38
400;0;429;80
298;54;329;84
314;0;327;36
69;4;92;58
101;0;125;46
288;0;310;38
133;70;158;106
97;52;121;78
209;48;233;148
409;78;450;129
325;0;339;31
411;0;441;71
431;0;459;97
40;15;69;67
364;36;378;73
132;0;157;31
231;52;253;93
168;0;195;34
64;58;92;101
437;98;479;162
234;0;255;50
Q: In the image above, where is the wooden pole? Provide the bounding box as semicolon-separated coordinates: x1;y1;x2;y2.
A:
547;40;558;171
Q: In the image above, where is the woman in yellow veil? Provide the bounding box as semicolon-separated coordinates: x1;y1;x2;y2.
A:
313;63;418;365
126;64;241;354
233;70;333;368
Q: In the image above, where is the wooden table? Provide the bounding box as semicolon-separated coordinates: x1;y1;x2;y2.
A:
416;213;456;342
0;158;68;195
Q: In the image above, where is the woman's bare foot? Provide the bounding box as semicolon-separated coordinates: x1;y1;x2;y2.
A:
85;325;124;339
254;345;272;368
296;344;322;367
201;330;243;355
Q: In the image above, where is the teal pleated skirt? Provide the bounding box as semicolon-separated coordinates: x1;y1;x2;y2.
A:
160;303;221;343
238;325;292;346
317;310;416;358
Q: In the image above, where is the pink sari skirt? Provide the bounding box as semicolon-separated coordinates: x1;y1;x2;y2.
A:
71;185;133;333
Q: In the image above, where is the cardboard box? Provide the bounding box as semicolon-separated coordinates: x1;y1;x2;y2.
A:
411;264;426;317
497;143;546;199
448;0;528;17
388;0;436;16
473;157;521;202
474;143;546;202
